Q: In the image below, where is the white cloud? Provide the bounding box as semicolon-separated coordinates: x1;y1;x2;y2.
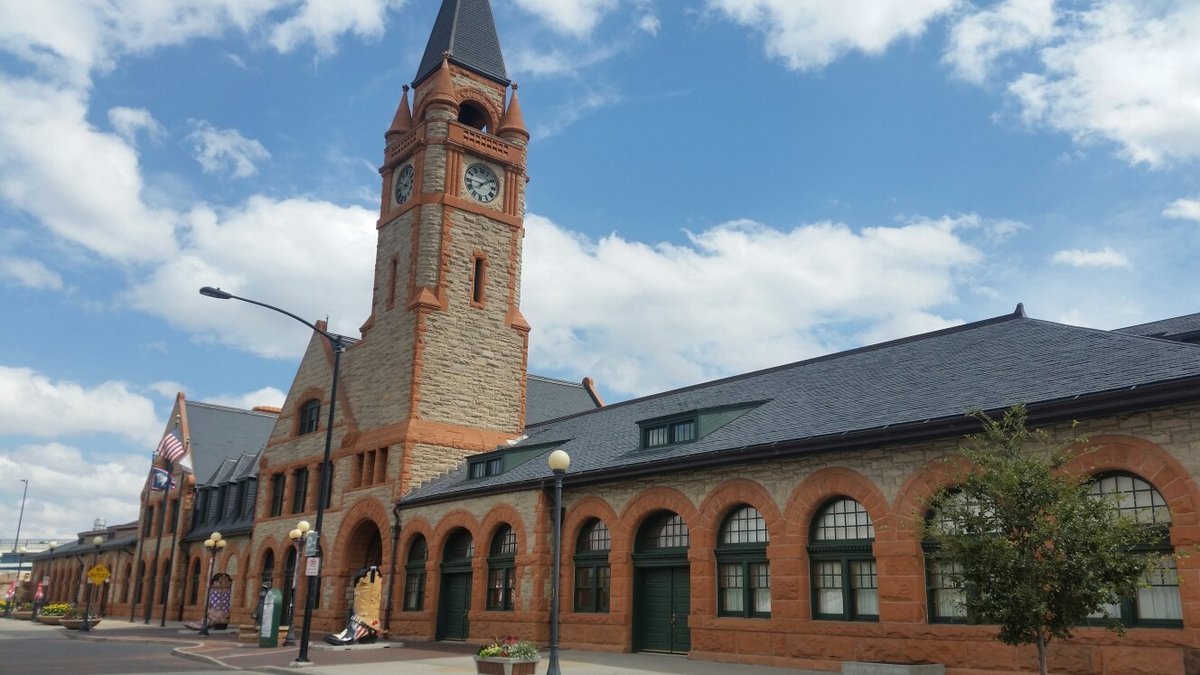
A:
202;387;287;410
1007;1;1200;166
533;89;621;139
512;0;619;36
522;212;984;396
637;14;661;36
943;0;1056;83
1163;197;1200;223
707;0;959;71
108;106;166;145
126;196;376;359
0;442;145;540
0;257;64;290
187;120;271;178
0;366;162;444
269;0;400;55
1050;246;1132;269
0;77;177;262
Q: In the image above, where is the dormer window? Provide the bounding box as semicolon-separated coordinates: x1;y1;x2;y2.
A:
642;418;696;448
469;456;504;479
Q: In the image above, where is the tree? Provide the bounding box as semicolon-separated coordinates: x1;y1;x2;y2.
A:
923;405;1160;675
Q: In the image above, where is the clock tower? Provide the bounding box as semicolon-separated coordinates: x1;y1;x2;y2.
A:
355;0;530;467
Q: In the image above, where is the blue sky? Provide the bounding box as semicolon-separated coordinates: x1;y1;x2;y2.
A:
1;0;1198;542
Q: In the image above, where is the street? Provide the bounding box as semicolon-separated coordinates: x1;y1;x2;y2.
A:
0;619;230;674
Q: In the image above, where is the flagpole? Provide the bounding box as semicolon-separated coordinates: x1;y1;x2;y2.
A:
145;461;168;624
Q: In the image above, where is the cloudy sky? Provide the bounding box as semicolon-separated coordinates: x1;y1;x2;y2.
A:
2;0;1198;543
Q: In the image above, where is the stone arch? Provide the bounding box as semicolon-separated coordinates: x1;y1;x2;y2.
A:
428;509;482;558
695;478;783;552
1066;434;1200;537
563;495;620;559
784;467;890;542
616;486;699;559
892;456;972;537
479;504;529;556
332;497;391;569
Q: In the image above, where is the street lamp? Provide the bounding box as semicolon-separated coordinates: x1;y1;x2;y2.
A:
199;285;344;664
198;532;226;636
80;536;104;632
547;449;570;675
283;520;311;646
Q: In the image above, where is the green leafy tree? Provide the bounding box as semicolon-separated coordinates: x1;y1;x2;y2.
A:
923;405;1161;675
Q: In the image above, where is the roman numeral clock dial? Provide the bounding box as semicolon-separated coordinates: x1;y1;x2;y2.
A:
394;164;414;205
464;163;499;203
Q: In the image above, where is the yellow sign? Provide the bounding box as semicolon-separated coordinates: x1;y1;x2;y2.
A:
86;564;110;585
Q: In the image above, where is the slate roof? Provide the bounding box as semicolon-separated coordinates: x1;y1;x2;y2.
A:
402;310;1200;505
414;0;509;86
1115;312;1200;344
526;374;601;425
186;401;276;487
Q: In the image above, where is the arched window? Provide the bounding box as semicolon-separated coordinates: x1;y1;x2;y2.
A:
457;101;489;131
261;550;275;591
808;498;877;621
717;505;770;618
403;535;428;611
638;512;689;551
487;525;517;611
923;491;974;623
133;561;146;605
573;519;611;613
189;558;201;605
1087;472;1181;626
159;558;171;603
298;399;320;435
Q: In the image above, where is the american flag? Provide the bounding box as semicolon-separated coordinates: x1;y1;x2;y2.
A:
155;430;185;464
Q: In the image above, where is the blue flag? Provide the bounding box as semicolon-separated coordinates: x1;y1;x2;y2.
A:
148;467;176;491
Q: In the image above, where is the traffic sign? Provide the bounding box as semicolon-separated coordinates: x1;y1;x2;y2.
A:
305;557;321;576
86;564;110;585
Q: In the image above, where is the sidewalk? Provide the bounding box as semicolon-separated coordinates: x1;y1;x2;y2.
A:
63;619;826;674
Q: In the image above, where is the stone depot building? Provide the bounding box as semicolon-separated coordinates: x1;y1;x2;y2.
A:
31;1;1200;672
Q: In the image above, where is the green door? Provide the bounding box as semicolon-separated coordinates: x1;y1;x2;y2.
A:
636;566;690;653
437;572;471;640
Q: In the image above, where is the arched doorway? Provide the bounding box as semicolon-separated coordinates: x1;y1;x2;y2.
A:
633;510;691;654
437;529;474;641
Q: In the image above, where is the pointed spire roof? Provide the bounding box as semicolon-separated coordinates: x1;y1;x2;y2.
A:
386;85;412;140
497;82;528;140
414;0;509;87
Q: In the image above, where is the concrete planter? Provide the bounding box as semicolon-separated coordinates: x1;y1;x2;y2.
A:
37;615;62;625
473;655;539;675
842;663;945;675
11;610;34;621
59;618;101;630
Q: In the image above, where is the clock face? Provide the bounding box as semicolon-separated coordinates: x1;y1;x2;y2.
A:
464;163;499;203
394;164;415;205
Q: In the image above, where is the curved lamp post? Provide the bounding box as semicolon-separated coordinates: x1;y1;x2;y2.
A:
547;449;570;675
283;520;310;646
80;536;104;632
199;286;344;664
198;532;226;636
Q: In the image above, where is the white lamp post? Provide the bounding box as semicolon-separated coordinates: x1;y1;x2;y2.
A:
198;532;226;636
79;536;104;632
547;449;571;675
284;520;310;646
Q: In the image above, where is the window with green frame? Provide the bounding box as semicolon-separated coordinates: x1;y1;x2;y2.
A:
403;535;427;611
487;525;517;611
716;505;770;618
641;418;697;448
299;398;320;434
573;519;611;613
808;497;877;621
923;490;975;623
469;456;504;479
1086;472;1181;627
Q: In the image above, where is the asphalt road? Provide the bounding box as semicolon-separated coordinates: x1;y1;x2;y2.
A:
0;619;231;674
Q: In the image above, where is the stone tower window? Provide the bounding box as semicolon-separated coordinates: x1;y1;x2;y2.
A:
458;101;489;131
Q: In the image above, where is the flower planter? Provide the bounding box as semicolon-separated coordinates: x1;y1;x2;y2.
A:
59;618;101;630
473;654;539;675
842;662;945;675
37;615;62;625
12;610;34;621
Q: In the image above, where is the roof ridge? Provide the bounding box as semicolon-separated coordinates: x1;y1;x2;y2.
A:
527;309;1027;426
527;373;585;387
189;400;279;416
